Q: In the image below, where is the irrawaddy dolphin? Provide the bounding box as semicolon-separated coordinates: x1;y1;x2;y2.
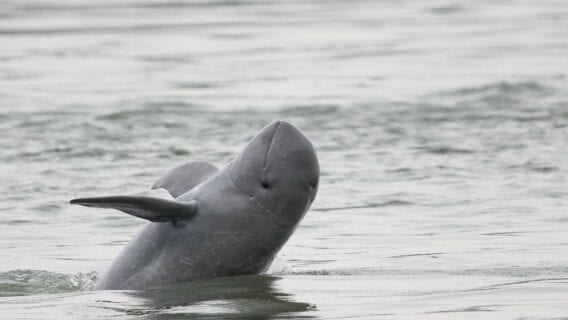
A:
70;121;319;290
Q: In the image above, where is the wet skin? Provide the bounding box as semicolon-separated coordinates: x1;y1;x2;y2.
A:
71;121;319;290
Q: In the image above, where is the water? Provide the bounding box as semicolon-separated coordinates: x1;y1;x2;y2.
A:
1;0;567;318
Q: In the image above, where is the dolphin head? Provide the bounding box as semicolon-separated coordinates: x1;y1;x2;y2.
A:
230;121;319;225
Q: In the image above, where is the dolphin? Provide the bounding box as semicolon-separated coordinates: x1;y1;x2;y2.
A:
70;121;319;290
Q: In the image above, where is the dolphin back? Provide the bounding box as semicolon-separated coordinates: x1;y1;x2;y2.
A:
152;160;219;198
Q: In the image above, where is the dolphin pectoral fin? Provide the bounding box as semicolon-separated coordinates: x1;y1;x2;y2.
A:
70;196;198;222
152;160;219;198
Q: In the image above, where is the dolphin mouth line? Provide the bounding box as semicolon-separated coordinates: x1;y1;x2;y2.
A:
263;121;281;169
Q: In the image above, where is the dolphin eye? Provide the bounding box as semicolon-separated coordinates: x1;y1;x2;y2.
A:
261;180;270;189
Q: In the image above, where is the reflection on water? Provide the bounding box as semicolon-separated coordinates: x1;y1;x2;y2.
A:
0;274;314;320
132;275;313;320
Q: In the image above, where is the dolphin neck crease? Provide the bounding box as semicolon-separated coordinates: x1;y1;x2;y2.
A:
227;161;290;228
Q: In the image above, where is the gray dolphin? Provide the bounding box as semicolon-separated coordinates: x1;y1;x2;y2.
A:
70;121;319;290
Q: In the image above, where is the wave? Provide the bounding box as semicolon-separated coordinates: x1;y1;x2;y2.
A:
0;270;99;297
292;265;568;278
445;81;550;97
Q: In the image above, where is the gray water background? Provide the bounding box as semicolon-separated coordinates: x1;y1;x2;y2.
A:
1;0;568;319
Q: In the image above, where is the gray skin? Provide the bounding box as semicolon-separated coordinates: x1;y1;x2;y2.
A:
71;121;319;290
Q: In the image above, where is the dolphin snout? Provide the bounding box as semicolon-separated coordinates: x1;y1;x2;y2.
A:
266;120;304;147
230;120;319;192
265;120;319;177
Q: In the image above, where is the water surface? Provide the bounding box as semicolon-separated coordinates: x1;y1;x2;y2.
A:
1;0;567;319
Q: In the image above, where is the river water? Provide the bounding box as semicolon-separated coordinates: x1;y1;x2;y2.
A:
1;0;567;319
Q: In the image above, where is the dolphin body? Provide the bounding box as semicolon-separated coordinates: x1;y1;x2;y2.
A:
70;121;319;290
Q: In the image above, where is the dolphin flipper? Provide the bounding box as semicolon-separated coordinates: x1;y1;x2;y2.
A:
70;196;198;222
152;161;219;198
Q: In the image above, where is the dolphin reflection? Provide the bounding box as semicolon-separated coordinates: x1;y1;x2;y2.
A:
120;275;315;319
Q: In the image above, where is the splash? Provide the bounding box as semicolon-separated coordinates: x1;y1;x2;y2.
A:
0;270;99;297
